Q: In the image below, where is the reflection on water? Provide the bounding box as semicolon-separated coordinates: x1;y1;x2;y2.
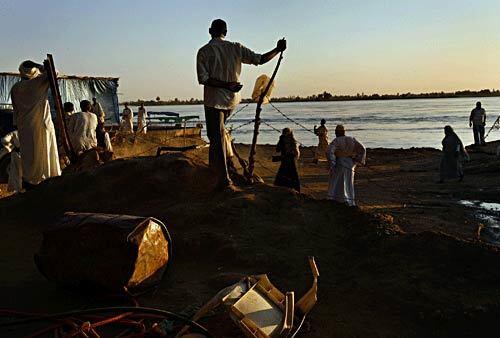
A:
460;200;500;245
127;97;500;148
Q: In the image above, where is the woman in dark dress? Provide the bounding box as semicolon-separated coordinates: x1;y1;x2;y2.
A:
274;128;301;192
439;125;469;183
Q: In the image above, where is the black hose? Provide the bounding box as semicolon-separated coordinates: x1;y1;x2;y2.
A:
0;306;212;337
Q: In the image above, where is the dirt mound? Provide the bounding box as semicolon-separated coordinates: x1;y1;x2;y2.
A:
2;154;500;337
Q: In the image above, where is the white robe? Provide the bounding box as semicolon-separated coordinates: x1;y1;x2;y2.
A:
121;108;133;133
10;73;61;185
137;107;148;134
327;136;366;206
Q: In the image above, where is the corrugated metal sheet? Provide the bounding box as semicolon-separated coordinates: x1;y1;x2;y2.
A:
0;73;120;124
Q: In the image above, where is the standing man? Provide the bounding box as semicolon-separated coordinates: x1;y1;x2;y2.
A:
470;101;486;145
197;19;286;190
10;60;61;189
137;103;148;134
327;125;366;206
313;119;329;163
121;103;134;133
92;97;106;124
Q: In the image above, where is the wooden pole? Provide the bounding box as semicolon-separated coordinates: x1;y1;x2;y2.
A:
246;51;284;182
44;54;76;162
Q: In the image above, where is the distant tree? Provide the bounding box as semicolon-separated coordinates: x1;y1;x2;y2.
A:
156;96;161;102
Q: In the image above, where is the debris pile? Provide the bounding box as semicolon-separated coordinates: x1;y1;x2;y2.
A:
1;153;500;337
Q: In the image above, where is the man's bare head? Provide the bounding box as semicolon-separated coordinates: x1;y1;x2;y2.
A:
80;100;92;112
209;19;227;38
63;102;74;113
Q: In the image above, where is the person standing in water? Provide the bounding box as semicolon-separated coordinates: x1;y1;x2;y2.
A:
439;125;469;183
313;119;328;163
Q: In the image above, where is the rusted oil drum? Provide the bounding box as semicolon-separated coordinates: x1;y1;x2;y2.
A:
35;212;172;292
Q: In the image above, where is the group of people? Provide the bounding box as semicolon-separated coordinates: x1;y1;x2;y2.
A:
195;19;366;205
120;103;148;135
6;60;113;192
5;19;490;204
273;123;366;206
439;101;489;183
273;99;491;203
63;98;112;156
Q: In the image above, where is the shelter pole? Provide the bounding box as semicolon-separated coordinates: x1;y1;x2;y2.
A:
44;54;76;162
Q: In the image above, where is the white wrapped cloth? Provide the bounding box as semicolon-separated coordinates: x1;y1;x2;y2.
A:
137;107;148;134
10;65;61;185
327;136;366;206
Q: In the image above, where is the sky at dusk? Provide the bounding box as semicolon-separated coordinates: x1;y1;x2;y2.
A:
1;0;499;101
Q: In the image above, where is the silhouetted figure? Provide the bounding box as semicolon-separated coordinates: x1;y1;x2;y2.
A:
313;119;328;163
470;101;486;145
274;128;300;192
196;19;286;190
439;125;469;183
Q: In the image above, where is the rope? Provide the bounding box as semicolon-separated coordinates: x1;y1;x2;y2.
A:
229;119;255;132
226;103;250;123
485;115;500;140
0;307;212;337
269;102;316;135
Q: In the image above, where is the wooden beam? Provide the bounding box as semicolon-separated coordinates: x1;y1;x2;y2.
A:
44;54;76;162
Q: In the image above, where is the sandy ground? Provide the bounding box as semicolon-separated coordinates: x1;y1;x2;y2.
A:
1;138;500;337
233;140;500;241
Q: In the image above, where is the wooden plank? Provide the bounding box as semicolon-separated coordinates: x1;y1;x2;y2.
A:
43;54;76;162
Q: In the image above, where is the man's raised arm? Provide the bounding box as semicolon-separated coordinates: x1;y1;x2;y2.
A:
259;38;287;65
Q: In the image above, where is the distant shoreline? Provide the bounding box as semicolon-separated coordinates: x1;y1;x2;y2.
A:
125;89;500;106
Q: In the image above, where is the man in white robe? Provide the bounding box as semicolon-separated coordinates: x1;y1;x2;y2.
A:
10;60;61;187
137;103;148;134
67;100;98;155
121;103;133;133
327;125;366;206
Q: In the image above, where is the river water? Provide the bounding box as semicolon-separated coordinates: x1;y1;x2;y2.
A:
127;97;500;148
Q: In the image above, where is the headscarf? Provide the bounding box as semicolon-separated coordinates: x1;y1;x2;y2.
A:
19;60;42;80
